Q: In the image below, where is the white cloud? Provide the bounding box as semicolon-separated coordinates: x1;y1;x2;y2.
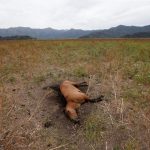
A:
0;0;150;29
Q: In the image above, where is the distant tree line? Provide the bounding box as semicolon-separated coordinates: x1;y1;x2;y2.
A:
123;32;150;38
0;35;35;40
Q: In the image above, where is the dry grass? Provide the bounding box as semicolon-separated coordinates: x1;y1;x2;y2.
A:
0;39;150;150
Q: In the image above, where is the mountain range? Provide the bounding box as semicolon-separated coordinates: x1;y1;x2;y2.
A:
0;25;150;39
80;25;150;38
0;27;92;39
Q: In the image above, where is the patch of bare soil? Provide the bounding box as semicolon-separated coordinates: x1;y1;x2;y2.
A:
1;77;102;150
2;74;149;150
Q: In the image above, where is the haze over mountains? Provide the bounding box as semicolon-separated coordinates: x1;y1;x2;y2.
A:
0;25;150;39
0;27;92;39
80;25;150;38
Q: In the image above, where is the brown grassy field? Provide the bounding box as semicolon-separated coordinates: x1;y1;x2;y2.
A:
0;39;150;150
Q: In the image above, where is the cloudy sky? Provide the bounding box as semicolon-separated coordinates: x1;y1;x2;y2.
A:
0;0;150;29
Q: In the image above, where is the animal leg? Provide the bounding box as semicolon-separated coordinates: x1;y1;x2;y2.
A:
85;95;104;103
66;81;88;87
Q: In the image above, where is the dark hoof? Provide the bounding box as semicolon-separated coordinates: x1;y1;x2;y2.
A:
101;95;104;98
44;121;52;128
72;118;80;124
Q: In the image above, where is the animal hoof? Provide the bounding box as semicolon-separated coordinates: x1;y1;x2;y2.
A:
72;118;80;124
44;121;52;128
